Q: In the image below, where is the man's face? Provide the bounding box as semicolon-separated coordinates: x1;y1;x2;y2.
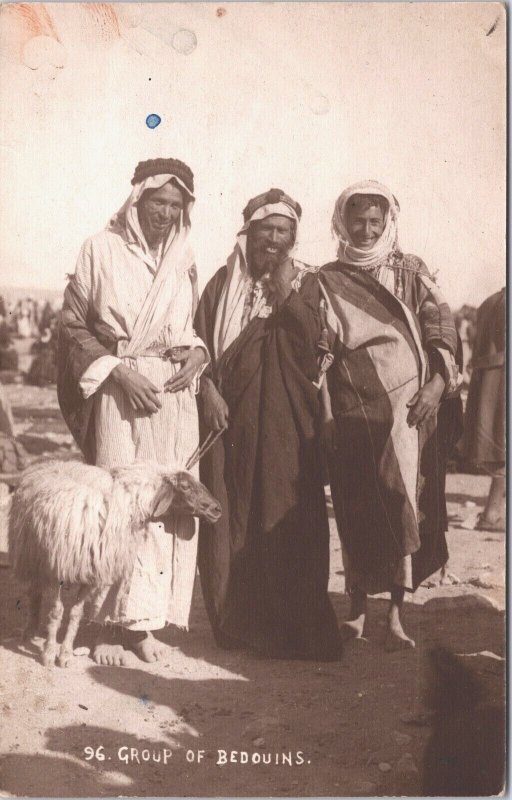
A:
346;204;385;250
138;182;184;243
247;215;295;275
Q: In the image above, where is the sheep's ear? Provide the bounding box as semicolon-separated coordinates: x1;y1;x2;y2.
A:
151;478;177;518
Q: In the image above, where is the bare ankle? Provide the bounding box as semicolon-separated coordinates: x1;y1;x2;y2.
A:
348;587;367;619
122;629;149;645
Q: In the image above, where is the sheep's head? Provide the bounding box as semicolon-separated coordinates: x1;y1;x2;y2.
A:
152;471;222;523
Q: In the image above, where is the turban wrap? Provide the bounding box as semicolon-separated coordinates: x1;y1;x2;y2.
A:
213;188;302;359
131;158;194;195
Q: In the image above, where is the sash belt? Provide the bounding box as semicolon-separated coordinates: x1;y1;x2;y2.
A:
121;346;191;363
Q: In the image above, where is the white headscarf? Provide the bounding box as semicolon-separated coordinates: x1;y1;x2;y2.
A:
332;180;400;270
108;173;194;261
212;201;301;360
106;173;196;357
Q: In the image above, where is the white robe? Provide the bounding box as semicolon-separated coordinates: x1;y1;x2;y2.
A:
73;218;207;631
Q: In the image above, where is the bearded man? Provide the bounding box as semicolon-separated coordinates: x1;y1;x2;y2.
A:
194;188;342;661
58;158;207;666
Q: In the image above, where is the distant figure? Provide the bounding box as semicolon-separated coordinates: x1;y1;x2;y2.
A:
461;288;505;531
27;325;58;386
454;304;477;384
16;298;34;338
0;385;14;436
0;385;27;474
0;321;19;371
38;300;55;334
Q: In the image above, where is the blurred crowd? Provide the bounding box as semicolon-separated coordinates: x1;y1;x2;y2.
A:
0;295;60;385
0;293;481;389
454;304;478;386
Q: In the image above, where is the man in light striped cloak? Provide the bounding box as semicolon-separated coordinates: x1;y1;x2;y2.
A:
58;158;208;665
319;181;462;651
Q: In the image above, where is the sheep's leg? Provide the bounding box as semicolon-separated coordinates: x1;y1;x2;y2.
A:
42;586;64;667
58;585;92;668
22;584;43;642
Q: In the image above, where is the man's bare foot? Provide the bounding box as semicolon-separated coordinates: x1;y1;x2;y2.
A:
340;616;366;641
41;642;59;667
475;514;505;533
125;631;166;663
93;626;132;667
342;587;367;641
386;585;414;651
384;624;415;652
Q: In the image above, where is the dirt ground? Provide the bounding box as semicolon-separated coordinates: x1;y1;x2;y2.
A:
0;378;506;798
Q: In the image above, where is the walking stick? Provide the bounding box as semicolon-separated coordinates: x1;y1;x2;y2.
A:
185;428;224;471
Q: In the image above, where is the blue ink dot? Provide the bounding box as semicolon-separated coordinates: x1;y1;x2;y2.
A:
146;114;161;129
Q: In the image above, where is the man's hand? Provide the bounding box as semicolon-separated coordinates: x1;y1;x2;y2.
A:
111;364;162;414
319;415;338;456
164;347;207;393
406;373;445;428
268;257;300;304
201;377;229;431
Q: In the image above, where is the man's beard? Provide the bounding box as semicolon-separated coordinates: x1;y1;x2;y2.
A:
249;241;291;276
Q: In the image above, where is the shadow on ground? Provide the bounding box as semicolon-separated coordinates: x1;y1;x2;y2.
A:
0;551;505;797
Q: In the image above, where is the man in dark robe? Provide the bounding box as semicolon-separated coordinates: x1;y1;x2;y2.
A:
195;188;342;661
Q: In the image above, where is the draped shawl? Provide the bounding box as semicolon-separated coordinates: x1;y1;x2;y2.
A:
58;173;199;462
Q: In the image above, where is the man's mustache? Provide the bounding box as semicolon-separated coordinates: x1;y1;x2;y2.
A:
254;240;291;257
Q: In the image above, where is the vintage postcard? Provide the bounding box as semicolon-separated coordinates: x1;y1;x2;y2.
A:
0;2;506;797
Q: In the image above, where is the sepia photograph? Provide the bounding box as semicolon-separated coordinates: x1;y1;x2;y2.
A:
0;2;506;796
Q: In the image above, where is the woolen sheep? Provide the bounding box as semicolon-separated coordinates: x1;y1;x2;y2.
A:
8;458;221;667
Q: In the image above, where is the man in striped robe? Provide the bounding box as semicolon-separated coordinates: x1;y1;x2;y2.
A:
320;181;462;651
58;158;208;666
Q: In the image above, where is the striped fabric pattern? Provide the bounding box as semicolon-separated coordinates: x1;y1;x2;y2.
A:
58;223;206;631
92;356;200;631
320;265;426;573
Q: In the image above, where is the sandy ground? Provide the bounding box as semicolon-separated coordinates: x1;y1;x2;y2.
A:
0;380;506;797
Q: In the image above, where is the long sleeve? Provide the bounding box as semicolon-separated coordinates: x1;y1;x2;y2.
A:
182;264;209;393
408;258;461;396
194;267;228;384
57;240;118;461
186;264;209;360
79;354;122;398
411;260;457;353
59;240;119;389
